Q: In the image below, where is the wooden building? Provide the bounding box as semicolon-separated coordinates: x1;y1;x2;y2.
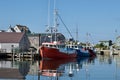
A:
0;32;30;53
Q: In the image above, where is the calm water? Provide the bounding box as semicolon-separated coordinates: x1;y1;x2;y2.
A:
0;54;120;80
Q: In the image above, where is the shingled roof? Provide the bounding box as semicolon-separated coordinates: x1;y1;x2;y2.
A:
16;25;31;33
0;32;25;43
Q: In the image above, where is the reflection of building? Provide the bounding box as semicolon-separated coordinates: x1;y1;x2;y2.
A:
19;61;30;77
0;61;30;79
0;68;25;79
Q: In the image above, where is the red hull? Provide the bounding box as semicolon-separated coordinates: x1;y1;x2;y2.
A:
39;46;77;59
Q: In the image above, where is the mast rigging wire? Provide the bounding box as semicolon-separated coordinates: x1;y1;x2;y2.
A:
57;14;74;39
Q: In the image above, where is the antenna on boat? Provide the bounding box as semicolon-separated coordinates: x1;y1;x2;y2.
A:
76;25;78;42
86;32;90;47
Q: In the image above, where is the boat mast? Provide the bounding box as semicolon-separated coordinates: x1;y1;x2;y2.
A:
86;32;89;48
49;0;53;43
47;0;50;29
46;0;53;42
46;0;58;42
53;0;58;42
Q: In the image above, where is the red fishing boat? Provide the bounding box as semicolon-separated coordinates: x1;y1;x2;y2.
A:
39;41;77;60
39;0;77;60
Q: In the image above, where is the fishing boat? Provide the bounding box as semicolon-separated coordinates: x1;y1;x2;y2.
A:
75;47;96;57
39;0;77;60
40;41;77;60
66;43;96;57
65;25;96;57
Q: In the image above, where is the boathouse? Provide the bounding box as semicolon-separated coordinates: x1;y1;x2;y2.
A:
0;32;30;53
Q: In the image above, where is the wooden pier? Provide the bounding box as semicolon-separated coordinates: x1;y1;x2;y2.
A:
0;52;41;60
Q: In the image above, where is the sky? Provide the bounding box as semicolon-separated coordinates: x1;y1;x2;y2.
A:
0;0;120;44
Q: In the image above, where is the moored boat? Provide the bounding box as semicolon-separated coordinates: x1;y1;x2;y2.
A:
66;44;96;57
39;0;77;60
39;41;77;60
76;48;96;57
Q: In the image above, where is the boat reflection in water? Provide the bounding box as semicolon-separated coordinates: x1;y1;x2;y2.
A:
39;58;76;77
39;57;95;80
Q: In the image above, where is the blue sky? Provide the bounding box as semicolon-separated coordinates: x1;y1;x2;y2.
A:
0;0;120;44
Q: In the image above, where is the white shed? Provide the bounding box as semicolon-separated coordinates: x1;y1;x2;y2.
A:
0;32;30;53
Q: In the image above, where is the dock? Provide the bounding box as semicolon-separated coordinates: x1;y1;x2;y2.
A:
0;52;41;60
97;50;120;55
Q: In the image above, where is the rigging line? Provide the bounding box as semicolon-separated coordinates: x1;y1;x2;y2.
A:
57;14;74;39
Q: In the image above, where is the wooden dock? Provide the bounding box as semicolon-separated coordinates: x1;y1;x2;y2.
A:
0;52;41;60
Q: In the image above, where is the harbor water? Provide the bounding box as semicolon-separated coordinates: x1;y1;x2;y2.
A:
0;54;120;80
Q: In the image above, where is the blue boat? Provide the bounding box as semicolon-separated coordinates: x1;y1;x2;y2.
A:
66;44;96;57
76;48;96;57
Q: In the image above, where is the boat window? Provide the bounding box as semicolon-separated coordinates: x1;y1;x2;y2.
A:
75;46;77;48
53;45;57;48
58;45;60;48
50;45;52;47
